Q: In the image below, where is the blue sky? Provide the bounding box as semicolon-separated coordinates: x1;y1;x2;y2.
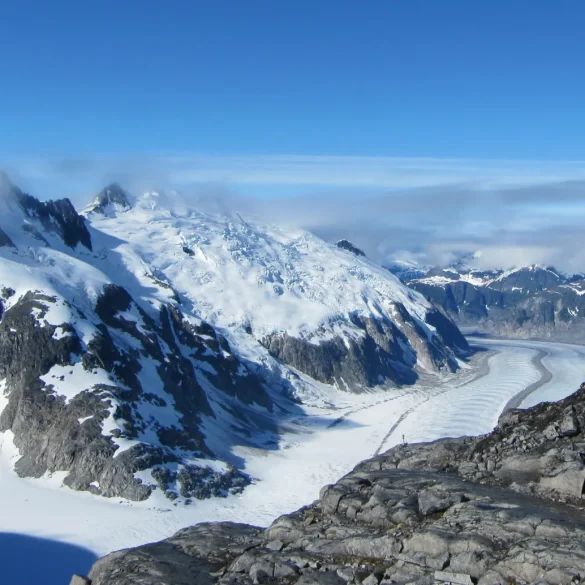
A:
2;1;585;270
1;0;584;164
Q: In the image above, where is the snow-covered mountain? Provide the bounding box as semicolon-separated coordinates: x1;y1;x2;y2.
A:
401;258;585;341
0;175;467;503
83;182;132;216
385;259;428;282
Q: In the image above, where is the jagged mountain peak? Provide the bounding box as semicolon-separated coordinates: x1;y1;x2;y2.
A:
335;239;366;257
84;182;132;216
101;182;130;203
490;264;562;292
404;254;585;341
0;174;92;251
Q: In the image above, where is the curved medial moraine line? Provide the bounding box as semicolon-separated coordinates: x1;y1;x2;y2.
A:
500;348;552;413
373;403;426;456
372;345;498;457
374;344;552;456
330;346;497;435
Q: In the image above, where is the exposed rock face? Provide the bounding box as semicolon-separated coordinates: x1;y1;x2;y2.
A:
16;191;92;250
80;384;585;585
84;183;131;215
424;308;468;353
0;174;92;250
0;227;15;248
336;240;366;257
0;286;270;501
262;309;467;390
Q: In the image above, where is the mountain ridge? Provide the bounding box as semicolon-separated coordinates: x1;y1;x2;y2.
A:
390;258;585;342
0;177;468;504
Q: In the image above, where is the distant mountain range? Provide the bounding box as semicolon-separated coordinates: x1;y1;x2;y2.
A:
389;255;585;341
0;175;467;503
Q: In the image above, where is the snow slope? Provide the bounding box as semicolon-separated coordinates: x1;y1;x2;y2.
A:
85;190;456;356
80;187;467;396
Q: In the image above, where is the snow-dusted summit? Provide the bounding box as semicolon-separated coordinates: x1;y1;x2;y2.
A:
0;177;467;503
83;182;132;216
400;256;585;341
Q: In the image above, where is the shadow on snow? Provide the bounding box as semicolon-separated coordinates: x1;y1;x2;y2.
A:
0;532;97;585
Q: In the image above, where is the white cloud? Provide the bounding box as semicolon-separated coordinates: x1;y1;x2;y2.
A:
4;153;585;273
5;153;585;192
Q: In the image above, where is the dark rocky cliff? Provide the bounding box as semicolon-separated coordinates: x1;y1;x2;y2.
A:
403;265;585;342
15;191;93;250
263;307;468;392
0;285;271;502
0;172;93;251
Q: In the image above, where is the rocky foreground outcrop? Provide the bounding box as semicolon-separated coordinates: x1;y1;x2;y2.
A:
75;385;585;585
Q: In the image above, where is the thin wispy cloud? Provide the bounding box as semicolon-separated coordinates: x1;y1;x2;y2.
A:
5;154;585;193
165;154;585;189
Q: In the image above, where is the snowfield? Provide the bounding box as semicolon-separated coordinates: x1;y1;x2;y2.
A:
87;191;436;341
1;336;585;584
